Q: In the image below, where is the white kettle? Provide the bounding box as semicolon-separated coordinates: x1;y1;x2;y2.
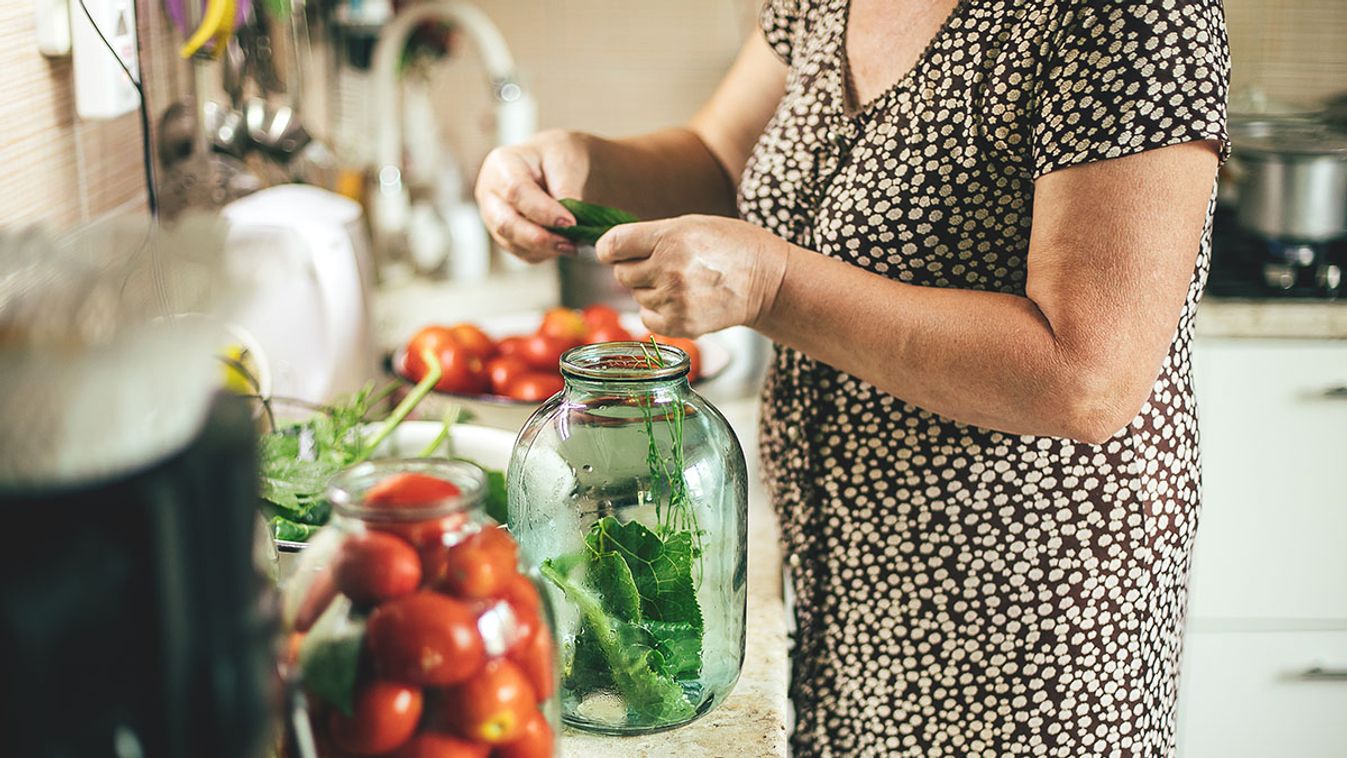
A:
221;185;377;404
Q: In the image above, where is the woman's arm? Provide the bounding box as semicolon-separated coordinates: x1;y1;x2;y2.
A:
598;141;1219;444
474;35;784;260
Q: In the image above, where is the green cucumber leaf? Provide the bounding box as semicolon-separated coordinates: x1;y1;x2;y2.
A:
644;620;702;681
591;551;641;623
540;559;695;723
297;607;365;716
482;468;509;526
586;518;703;632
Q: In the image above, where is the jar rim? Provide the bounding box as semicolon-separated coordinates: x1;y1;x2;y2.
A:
327;458;487;521
560;341;690;382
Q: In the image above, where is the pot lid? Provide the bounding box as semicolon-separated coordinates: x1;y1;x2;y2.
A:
1237;123;1347;158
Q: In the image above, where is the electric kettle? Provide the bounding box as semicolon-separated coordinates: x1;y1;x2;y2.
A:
222;184;378;404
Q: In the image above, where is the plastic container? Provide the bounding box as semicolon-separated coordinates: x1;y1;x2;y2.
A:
507;342;748;734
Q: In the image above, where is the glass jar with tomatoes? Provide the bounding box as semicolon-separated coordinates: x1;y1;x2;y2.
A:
507;342;747;734
281;459;558;757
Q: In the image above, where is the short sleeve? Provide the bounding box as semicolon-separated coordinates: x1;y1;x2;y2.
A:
760;0;801;65
1031;0;1231;178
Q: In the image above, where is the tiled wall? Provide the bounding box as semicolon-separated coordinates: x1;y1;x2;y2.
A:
1226;0;1347;108
3;0;137;225
2;0;1345;229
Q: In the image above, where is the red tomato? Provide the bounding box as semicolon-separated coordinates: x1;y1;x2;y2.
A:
476;525;521;563
583;322;634;344
328;681;423;756
518;333;576;372
503;373;564;402
496;336;527;358
403;330;489;395
508;624;555;702
368;591;486;686
430;528;518;600
388;732;489;758
537;308;587;342
365;473;468;548
485;355;529;396
447;323;495;360
333;532;422;605
581;304;622;331
293;566;337;633
651;334;702;382
441;660;537;744
403;325;455;380
492;709;553;758
496;572;539;615
367;473;462;507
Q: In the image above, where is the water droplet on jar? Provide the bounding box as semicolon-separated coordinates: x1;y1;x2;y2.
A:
582;464;593;473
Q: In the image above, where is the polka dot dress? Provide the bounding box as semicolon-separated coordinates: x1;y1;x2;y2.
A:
738;1;1229;755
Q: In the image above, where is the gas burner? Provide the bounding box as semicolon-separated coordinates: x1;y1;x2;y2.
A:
1209;207;1346;299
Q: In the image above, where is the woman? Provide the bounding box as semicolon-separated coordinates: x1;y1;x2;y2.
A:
476;0;1229;754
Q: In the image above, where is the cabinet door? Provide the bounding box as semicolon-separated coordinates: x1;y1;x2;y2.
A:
1190;339;1347;620
1177;630;1347;758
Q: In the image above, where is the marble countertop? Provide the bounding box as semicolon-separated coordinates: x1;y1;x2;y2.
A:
1195;297;1347;340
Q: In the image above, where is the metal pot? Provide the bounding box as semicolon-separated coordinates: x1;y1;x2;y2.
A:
1235;123;1347;242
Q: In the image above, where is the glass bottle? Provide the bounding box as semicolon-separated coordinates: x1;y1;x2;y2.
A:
280;459;559;757
507;342;748;734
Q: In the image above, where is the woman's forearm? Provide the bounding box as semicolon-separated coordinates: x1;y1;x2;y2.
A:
755;246;1153;443
580;128;739;220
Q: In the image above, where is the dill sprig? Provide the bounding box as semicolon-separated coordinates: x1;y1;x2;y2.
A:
635;337;704;583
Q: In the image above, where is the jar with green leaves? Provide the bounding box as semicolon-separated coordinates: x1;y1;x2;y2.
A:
507;340;748;734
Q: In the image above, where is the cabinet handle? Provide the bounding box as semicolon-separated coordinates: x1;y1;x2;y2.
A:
1323;386;1347;399
1296;666;1347;681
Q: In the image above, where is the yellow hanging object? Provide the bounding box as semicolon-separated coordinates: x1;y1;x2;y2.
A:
178;0;237;59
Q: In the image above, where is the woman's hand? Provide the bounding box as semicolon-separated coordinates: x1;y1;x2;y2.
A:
474;130;592;263
595;215;790;338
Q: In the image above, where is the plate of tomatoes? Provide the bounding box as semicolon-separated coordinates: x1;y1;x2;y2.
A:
389;306;730;428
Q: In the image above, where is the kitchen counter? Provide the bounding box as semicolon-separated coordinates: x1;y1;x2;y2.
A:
1196;297;1347;339
369;272;1347;758
373;275;791;757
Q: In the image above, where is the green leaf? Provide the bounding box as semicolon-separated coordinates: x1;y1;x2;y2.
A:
271;517;322;542
586;518;703;633
644;620;702;681
297;609;365;715
591;551;641;623
482;468;509;526
540;560;695;724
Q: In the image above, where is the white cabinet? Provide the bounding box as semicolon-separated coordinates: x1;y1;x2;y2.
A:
1188;339;1347;620
1179;337;1347;758
1176;630;1347;758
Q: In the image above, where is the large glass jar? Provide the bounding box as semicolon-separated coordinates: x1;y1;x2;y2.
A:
507;342;748;734
280;459;559;757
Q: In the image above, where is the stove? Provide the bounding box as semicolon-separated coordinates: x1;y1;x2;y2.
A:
1208;205;1346;299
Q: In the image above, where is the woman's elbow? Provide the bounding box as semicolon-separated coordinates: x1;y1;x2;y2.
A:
1049;362;1156;445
